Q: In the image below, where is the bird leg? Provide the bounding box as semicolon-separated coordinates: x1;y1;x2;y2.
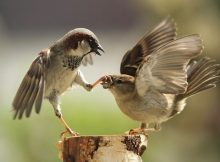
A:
59;116;79;137
49;95;78;137
128;123;161;135
54;108;79;137
75;70;112;91
154;123;161;131
55;108;79;137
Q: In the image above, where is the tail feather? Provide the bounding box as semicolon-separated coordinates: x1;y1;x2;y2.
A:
179;57;220;99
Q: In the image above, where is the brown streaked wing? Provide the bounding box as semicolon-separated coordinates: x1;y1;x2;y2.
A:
135;35;203;97
120;17;177;76
12;50;50;119
35;75;45;114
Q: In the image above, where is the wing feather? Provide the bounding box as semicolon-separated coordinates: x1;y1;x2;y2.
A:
135;35;203;97
120;17;177;76
18;66;41;119
35;75;45;114
12;50;49;119
25;63;42;117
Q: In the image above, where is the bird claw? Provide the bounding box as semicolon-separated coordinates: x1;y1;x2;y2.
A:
60;128;79;138
57;129;78;161
100;75;113;84
85;83;93;91
126;127;161;135
100;75;113;89
58;127;79;160
126;128;147;135
89;75;113;89
59;116;79;137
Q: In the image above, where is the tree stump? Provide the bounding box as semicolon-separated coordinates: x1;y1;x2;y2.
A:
58;135;148;162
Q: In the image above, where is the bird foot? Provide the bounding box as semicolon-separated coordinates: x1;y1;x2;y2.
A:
59;116;79;137
57;128;79;161
60;127;79;138
126;127;161;135
91;75;113;89
125;128;148;135
85;83;93;91
100;75;113;89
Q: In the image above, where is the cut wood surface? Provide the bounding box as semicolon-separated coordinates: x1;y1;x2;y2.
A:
58;135;148;162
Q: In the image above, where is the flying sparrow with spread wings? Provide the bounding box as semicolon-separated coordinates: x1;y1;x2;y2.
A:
94;18;220;134
12;28;104;136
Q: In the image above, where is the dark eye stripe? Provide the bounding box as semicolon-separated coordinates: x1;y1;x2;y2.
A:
88;37;98;49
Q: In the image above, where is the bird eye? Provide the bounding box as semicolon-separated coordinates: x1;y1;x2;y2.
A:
116;79;123;84
88;38;93;43
88;38;97;48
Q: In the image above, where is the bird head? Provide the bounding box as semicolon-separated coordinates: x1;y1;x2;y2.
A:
101;74;135;97
59;28;104;57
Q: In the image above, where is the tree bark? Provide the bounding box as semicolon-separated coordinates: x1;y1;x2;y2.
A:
58;135;148;162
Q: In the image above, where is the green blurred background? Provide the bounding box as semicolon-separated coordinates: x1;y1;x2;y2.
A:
0;0;220;161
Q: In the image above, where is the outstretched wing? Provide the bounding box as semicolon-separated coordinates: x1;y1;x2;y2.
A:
120;17;177;76
12;50;50;119
135;35;203;97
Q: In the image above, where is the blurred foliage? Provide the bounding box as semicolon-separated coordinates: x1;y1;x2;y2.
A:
0;0;220;162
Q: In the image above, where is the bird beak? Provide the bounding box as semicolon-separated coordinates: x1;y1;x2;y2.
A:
87;44;104;56
93;44;104;56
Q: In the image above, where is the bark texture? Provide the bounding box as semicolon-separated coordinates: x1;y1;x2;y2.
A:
58;135;148;162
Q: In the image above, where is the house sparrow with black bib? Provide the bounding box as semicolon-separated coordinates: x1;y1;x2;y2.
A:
12;28;104;136
94;18;220;134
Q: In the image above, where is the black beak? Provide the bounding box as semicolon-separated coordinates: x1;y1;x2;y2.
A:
92;45;104;56
94;45;105;56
